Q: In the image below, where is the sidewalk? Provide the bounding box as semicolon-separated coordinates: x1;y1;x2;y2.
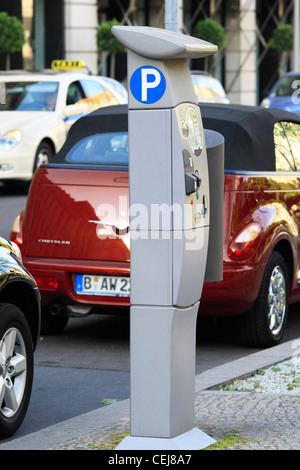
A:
0;338;299;450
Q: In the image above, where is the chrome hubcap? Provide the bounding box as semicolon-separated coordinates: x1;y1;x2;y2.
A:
268;265;286;336
36;150;50;167
0;328;27;418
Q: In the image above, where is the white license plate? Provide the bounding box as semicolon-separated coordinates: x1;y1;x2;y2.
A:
75;274;130;297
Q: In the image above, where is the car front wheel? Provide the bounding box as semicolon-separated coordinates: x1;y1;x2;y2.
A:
0;303;34;438
33;141;54;172
242;251;289;348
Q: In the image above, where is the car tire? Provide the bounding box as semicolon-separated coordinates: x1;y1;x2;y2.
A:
33;141;54;173
40;306;69;335
0;303;34;439
242;251;289;348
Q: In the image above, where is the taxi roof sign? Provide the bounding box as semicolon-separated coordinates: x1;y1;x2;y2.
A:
51;60;86;70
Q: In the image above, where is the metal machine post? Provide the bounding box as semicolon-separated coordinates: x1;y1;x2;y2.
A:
112;26;223;450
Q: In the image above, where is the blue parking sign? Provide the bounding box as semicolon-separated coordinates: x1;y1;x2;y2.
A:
130;66;166;104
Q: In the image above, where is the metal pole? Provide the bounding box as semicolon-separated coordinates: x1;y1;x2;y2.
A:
35;0;45;69
294;0;299;71
178;0;184;33
165;0;178;32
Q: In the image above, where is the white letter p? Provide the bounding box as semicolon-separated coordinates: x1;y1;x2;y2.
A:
141;69;161;102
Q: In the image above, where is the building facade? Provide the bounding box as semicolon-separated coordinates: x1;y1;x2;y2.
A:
0;0;298;105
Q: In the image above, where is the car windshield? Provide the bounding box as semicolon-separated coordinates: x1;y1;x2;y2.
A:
192;75;226;99
273;75;300;97
0;81;59;111
65;132;128;165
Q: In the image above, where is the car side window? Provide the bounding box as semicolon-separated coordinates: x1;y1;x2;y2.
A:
65;132;128;165
280;121;300;171
80;79;119;111
274;122;297;171
67;81;86;106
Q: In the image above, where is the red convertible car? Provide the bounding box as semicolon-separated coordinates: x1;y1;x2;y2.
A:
10;103;300;348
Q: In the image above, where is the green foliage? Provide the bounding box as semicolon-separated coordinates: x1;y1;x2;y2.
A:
193;18;226;51
220;383;253;392
96;19;126;54
0;12;25;54
268;24;294;52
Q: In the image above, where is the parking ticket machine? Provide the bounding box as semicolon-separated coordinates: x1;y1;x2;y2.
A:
112;26;224;450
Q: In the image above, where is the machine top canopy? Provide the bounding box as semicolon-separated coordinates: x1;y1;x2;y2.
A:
112;26;218;60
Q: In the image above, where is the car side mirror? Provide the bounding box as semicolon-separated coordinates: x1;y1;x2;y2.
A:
64;103;87;118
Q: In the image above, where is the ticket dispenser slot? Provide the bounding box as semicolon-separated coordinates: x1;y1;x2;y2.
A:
185;173;201;195
112;26;221;450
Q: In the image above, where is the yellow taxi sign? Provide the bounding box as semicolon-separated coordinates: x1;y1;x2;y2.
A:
51;60;86;70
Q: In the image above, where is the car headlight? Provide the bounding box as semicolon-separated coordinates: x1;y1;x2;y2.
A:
0;130;23;150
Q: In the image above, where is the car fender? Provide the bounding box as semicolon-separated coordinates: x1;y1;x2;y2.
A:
252;203;297;269
35;115;67;154
0;239;40;349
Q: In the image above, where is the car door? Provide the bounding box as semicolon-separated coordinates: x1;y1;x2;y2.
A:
80;79;119;111
63;80;90;130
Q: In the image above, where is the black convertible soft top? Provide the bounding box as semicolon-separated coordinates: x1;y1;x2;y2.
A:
52;104;128;165
51;102;300;172
201;103;300;171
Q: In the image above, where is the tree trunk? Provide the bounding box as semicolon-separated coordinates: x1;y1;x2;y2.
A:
6;53;10;71
110;52;116;79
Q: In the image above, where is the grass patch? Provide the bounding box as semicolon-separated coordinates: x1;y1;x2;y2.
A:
204;430;259;450
89;432;129;450
100;399;119;406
